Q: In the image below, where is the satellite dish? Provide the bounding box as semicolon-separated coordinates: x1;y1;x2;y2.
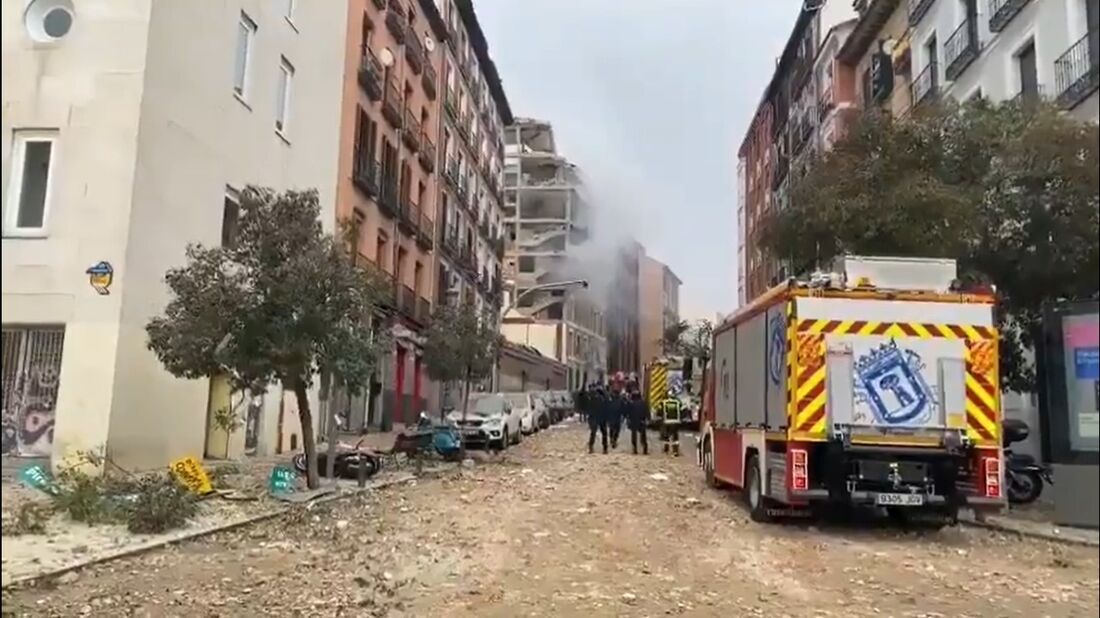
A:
425;36;435;52
881;38;897;55
379;48;395;67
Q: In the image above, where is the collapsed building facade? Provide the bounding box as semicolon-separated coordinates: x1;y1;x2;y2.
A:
501;118;607;390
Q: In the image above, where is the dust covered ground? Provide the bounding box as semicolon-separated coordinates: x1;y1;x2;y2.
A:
5;421;1098;617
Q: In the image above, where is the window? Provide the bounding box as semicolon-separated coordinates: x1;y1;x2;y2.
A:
1016;41;1038;98
518;256;535;273
234;12;257;98
276;57;294;133
221;189;240;247
376;230;389;270
4;130;58;236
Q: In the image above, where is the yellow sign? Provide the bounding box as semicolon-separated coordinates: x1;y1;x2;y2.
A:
170;456;214;495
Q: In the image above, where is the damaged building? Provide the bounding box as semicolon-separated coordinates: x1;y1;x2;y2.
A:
501;118;607;390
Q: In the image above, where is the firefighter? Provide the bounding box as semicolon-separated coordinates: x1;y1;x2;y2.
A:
587;386;609;454
627;390;649;455
657;390;683;456
608;390;626;449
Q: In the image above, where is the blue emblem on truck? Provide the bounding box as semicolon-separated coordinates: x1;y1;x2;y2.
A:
853;340;934;425
767;312;786;386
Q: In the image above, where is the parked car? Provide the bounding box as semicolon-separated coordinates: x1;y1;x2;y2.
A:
503;392;548;434
449;393;521;450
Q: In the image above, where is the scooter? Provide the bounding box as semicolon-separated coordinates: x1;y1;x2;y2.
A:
292;437;382;480
1003;419;1054;505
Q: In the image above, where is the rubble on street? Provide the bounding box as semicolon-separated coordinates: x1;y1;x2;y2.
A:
4;423;1098;617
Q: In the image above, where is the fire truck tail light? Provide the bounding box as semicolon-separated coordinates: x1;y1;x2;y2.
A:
791;448;808;491
984;456;1001;498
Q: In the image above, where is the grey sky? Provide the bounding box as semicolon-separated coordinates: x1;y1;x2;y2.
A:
475;0;800;320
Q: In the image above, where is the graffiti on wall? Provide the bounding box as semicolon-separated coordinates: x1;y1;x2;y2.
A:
2;329;64;457
853;340;935;426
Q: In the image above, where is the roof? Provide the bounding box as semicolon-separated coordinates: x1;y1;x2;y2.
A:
454;0;514;125
737;5;818;156
837;0;901;64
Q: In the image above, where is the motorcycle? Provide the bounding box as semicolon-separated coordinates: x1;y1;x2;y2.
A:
293;437;382;480
1003;419;1053;505
292;413;462;479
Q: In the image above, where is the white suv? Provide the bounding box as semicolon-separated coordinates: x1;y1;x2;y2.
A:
505;392;549;434
450;393;522;450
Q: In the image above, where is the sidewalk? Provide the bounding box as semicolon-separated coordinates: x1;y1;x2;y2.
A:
1;463;454;589
961;510;1099;547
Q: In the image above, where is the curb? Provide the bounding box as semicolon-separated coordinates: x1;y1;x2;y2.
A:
2;468;445;590
960;518;1100;548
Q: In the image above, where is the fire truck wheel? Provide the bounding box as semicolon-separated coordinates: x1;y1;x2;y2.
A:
745;455;773;523
702;438;720;488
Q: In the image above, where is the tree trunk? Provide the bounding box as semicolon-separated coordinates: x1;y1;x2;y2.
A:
321;371;337;483
458;368;471;458
292;378;320;489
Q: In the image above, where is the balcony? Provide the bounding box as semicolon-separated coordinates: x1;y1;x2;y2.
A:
1055;30;1100;110
405;25;424;75
477;271;491;295
477;218;491;240
910;61;939;107
358;48;384;101
398;285;418;322
792;117;814;156
1011;84;1048;108
442;231;461;258
382;80;402;128
402;108;421;152
443;90;459;121
492;235;505;259
988;0;1030;33
361;259;395;308
416;212;434;250
398;199;419;235
908;0;935;25
416;297;431;324
944;20;979;80
378;173;399;218
455;114;470;142
418;132;436;173
384;0;407;43
352;153;380;198
422;61;437;100
443;158;460;191
818;83;835;117
455;180;470;210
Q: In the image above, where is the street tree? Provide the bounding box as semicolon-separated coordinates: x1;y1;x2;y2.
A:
146;187;391;489
422;302;500;451
759;100;1099;392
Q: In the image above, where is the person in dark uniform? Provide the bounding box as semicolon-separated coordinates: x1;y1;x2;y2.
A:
627;390;649;455
608;390;626;449
587;386;608;454
657;391;683;456
575;388;588;422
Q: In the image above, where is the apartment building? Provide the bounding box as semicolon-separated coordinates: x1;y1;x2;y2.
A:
436;0;511;327
638;256;681;364
736;0;856;304
335;0;451;432
2;0;347;468
502;118;607;390
606;239;643;376
907;0;1097;121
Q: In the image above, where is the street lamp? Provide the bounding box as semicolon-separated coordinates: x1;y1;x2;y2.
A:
491;278;589;391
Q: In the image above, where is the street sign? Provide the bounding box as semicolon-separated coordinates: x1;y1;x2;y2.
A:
268;466;297;496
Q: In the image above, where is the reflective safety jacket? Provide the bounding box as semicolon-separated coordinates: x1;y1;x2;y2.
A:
657;398;683;425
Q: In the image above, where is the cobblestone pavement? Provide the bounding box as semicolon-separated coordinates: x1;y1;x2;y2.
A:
5;421;1098;617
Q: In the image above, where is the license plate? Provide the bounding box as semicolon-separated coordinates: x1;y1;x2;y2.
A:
463;429;481;437
876;493;924;506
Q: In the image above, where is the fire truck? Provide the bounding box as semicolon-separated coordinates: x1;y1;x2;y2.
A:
644;356;703;430
697;256;1005;524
